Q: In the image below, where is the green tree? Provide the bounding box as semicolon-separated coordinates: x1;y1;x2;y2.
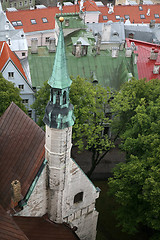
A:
108;78;160;239
32;76;114;177
0;73;27;116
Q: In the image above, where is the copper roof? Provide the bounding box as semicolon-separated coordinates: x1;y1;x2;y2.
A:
0;205;28;240
0;102;45;210
13;216;80;240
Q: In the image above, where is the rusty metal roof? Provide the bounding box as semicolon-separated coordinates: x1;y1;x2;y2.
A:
13;215;80;240
0;102;45;211
0;205;29;240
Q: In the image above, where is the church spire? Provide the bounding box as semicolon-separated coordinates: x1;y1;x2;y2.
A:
43;17;75;129
48;18;72;89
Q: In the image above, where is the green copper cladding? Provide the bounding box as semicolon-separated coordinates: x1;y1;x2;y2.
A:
48;24;72;89
43;20;75;129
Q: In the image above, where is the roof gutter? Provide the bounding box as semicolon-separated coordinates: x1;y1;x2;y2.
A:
18;159;47;208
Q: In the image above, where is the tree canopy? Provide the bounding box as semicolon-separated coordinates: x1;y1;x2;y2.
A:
108;78;160;239
0;73;27;116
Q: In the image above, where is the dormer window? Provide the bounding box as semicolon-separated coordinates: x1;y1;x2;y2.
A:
31;19;37;24
74;192;83;203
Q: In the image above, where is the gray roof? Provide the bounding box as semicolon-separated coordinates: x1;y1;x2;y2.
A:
87;21;125;44
125;23;160;44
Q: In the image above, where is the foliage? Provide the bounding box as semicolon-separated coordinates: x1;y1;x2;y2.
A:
0;73;27;116
32;76;114;177
70;76;114;177
108;78;160;239
31;81;50;126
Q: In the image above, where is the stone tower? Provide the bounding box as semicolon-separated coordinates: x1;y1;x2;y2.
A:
44;17;99;240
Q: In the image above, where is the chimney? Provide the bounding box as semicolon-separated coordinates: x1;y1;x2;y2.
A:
31;38;38;54
134;53;138;64
111;47;119;58
108;3;114;14
48;38;56;53
149;20;155;28
146;9;150;16
75;41;82;57
65;19;69;27
11;180;21;204
153;63;160;74
150;48;158;60
125;47;132;57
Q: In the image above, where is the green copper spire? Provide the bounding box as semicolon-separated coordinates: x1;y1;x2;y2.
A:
43;17;75;129
48;21;72;89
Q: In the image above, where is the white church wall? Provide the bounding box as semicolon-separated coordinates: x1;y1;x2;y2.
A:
17;166;47;217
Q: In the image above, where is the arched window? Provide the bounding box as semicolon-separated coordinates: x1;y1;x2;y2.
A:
56;90;60;104
51;88;53;102
63;91;67;105
74;192;83;203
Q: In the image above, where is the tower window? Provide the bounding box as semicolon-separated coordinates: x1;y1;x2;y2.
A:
56;90;60;104
74;192;83;203
63;91;67;104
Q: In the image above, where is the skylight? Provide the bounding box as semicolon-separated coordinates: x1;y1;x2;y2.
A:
11;21;23;26
12;21;17;26
103;15;108;20
124;15;130;20
30;19;37;24
115;15;120;20
42;17;48;23
155;14;159;19
140;14;145;19
17;21;23;26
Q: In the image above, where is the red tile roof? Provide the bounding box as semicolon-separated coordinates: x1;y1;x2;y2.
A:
83;0;100;12
126;38;160;80
6;4;160;33
6;5;79;33
0;205;28;240
0;102;45;211
0;41;27;81
14;215;80;240
98;4;160;24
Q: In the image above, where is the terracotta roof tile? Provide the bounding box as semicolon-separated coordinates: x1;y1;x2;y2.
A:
83;0;100;12
126;38;160;80
0;41;27;81
6;5;79;33
0;205;28;240
14;216;80;240
0;102;45;210
98;4;160;23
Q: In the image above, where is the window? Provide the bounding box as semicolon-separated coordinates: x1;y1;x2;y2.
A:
45;37;50;43
42;17;48;23
8;72;14;79
155;14;159;18
140;14;145;19
29;0;32;3
139;6;143;10
22;52;26;57
63;91;67;104
128;33;134;39
12;21;17;26
22;99;29;104
18;84;24;90
124;15;130;20
14;2;17;7
19;1;22;6
17;21;23;26
74;192;83;203
103;15;108;20
24;0;28;5
30;19;37;24
115;15;120;20
28;110;32;118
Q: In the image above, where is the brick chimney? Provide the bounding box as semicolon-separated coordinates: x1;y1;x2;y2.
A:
31;38;38;54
